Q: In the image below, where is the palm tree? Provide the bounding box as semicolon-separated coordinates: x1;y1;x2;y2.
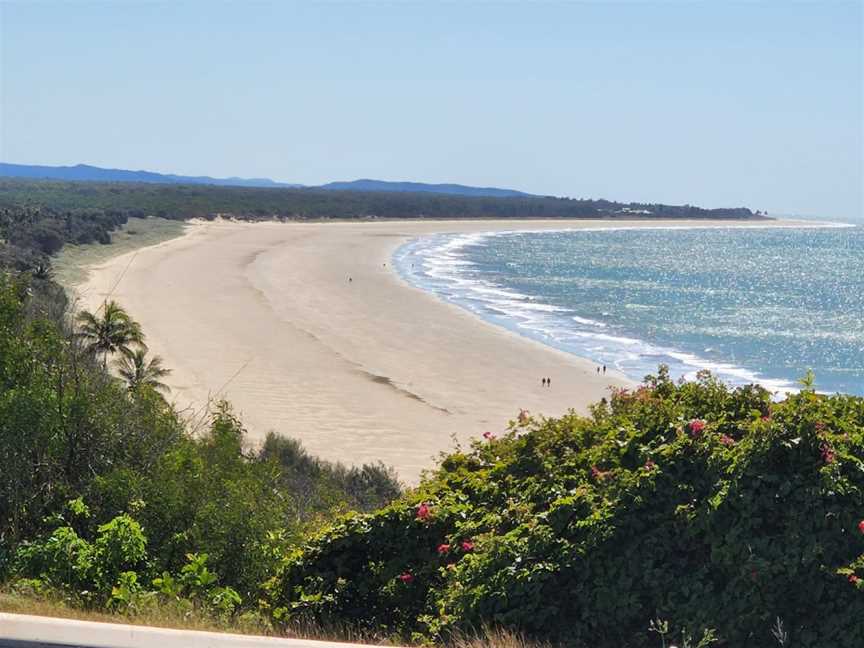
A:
115;348;171;393
76;300;145;366
31;261;53;281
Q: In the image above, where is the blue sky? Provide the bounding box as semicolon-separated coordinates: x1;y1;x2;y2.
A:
1;1;861;220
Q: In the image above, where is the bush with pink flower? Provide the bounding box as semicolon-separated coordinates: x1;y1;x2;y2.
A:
267;367;864;648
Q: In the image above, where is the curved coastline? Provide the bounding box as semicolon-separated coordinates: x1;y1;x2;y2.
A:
74;218;830;482
392;221;859;396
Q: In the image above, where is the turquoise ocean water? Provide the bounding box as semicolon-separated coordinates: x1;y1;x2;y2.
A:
394;224;864;396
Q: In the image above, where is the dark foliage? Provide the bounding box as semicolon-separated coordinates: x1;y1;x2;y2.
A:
268;370;864;647
260;433;402;516
0;178;762;285
0;178;760;224
0;204;128;275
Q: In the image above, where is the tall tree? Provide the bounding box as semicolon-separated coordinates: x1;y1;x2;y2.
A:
115;348;171;393
76;300;145;366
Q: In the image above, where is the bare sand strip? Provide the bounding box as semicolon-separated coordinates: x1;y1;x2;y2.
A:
75;218;806;483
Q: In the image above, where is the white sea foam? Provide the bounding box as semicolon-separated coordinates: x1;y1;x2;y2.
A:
392;226;847;396
572;315;606;327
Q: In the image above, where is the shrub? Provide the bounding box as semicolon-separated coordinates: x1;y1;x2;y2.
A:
13;507;241;617
259;432;402;515
266;368;864;647
13;506;147;605
0;273;400;622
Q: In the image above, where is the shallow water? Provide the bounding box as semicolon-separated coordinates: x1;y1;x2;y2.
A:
395;224;864;396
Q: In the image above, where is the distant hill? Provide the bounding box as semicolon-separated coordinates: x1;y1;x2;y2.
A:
0;162;301;189
318;179;531;198
0;164;535;198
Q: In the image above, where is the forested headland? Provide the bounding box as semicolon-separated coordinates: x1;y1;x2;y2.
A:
0;177;764;279
0;177;763;222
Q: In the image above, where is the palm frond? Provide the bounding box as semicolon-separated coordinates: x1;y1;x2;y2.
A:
114;348;171;393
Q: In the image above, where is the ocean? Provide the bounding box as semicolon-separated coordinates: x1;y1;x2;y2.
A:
394;223;864;396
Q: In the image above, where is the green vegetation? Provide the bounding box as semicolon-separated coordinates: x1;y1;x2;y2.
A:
2;264;862;645
0;203;128;275
0;178;763;295
76;299;145;364
0;177;761;293
115;349;172;394
52;216;186;286
266;370;864;647
0;274;400;633
1;177;760;224
0;182;856;646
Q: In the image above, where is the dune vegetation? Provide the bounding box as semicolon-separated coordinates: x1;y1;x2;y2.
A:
266;368;864;647
0;272;401;634
1;266;862;647
51;216;187;287
0;177;761;229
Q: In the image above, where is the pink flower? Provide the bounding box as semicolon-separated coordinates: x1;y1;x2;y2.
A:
719;434;736;447
848;574;860;585
460;540;475;552
643;459;656;471
858;520;864;534
397;572;413;583
437;544;451;555
416;503;431;521
483;431;496;440
820;443;836;464
688;419;706;437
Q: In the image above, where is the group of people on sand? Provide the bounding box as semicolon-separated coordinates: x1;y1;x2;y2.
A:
542;365;607;388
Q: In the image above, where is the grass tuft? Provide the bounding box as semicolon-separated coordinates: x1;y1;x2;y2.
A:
53;216;187;287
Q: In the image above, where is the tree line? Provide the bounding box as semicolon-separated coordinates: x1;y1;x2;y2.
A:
0;177;764;280
0;177;760;223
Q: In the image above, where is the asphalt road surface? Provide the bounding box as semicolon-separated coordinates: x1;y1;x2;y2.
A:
0;614;377;648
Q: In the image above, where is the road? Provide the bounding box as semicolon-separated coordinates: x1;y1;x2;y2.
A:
0;613;377;648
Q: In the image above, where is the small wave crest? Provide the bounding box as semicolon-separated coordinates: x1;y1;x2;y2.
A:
393;230;807;395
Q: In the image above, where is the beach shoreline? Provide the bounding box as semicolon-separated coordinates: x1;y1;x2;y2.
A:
73;217;818;482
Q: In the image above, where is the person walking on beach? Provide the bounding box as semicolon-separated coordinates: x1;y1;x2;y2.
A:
602;365;606;374
547;377;551;388
541;377;547;387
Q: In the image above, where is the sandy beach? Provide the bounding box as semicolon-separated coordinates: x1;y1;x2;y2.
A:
74;218;803;482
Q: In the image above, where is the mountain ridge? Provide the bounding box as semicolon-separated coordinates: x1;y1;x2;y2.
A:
318;178;530;197
0;163;533;198
0;162;301;189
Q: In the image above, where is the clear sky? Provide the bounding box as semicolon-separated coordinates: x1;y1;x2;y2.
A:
1;1;861;220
